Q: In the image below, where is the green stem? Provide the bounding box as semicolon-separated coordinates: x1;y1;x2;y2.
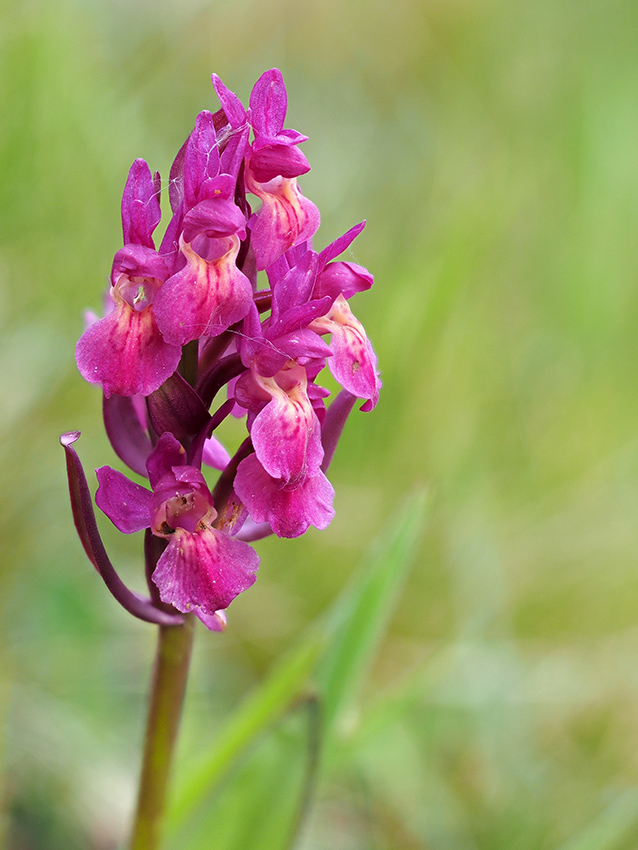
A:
129;614;196;850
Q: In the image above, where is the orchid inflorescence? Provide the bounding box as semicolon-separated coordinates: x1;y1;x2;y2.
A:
61;68;380;631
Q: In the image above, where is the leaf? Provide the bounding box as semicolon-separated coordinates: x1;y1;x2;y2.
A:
166;635;324;834
316;489;430;741
170;699;319;850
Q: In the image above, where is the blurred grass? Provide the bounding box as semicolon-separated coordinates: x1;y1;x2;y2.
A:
3;0;638;847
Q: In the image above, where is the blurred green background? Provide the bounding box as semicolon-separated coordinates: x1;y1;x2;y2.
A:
3;0;638;847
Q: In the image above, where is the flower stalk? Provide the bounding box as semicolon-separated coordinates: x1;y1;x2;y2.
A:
129;615;195;850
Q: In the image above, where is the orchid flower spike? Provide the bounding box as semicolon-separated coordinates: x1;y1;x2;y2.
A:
64;68;380;629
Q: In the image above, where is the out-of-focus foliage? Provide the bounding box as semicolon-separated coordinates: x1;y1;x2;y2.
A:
3;0;638;847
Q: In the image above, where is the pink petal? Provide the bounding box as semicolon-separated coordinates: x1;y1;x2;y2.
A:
202;436;231;471
196;608;228;631
249;68;287;138
317;221;366;267
247;176;320;271
249;365;323;484
310;295;381;408
121;159;162;248
152;526;259;615
146;432;187;488
95;466;152;533
314;262;373;301
212;74;246;128
234;454;334;538
153;235;253;346
75;302;182;398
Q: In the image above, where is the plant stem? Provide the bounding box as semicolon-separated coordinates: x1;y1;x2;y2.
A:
129;614;196;850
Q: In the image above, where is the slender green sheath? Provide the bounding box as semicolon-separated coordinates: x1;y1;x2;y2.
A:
129;614;196;850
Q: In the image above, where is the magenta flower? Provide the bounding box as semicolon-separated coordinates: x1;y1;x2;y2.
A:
153;111;253;346
234;453;334;538
233;357;334;538
245;69;320;270
233;252;331;488
75;160;182;398
95;433;259;628
309;294;381;411
310;223;381;410
254;223;381;411
236;361;324;482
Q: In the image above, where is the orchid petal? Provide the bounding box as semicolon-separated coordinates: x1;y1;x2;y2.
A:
121;159;162;248
235;518;274;542
272;298;333;338
110;243;170;289
317;221;366;267
152;526;259;616
250;365;323;483
212;74;246;128
183;111;220;209
146;432;188;489
314;261;373;301
75;302;182;398
250;68;287;138
195;608;228;631
202;436;231;470
248;144;310;183
310;295;381;408
248;176;320;271
182;195;246;243
220;123;251;182
254;329;331;378
95;466;152;534
271;250;317;322
153;235;253;346
234;454;334;538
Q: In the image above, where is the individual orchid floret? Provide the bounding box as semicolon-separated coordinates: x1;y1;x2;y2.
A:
313;225;380;410
95;433;259;628
293;223;381;410
233;355;334;538
60;431;184;626
202;435;231;471
76;160;182;397
261;225;381;409
234;453;334;538
245;69;320;270
313;221;374;301
233;256;332;489
233;388;358;540
309;294;381;411
235;360;324;487
153;112;253;346
239;254;332;378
